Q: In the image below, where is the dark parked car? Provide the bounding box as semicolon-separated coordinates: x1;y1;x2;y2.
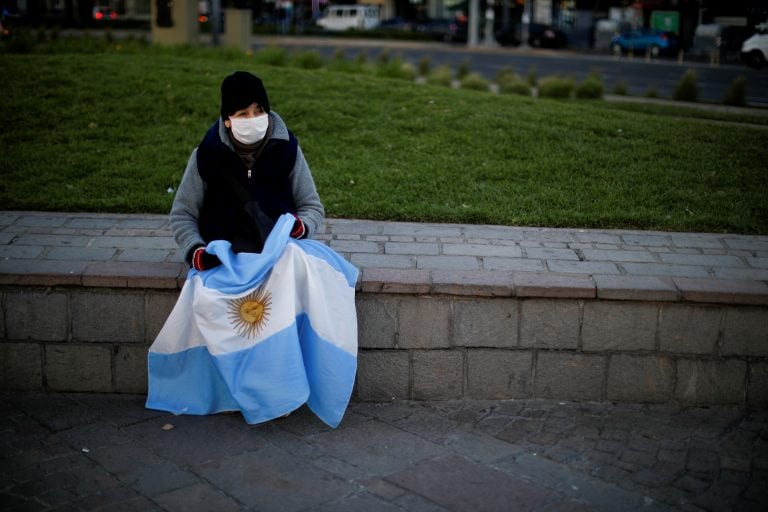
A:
415;18;467;43
378;17;416;32
495;23;568;48
610;29;678;57
528;23;568;48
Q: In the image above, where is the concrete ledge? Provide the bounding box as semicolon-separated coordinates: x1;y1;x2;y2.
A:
3;261;768;306
0;260;187;288
2;212;767;407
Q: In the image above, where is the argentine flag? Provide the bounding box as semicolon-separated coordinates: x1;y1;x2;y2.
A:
146;214;358;428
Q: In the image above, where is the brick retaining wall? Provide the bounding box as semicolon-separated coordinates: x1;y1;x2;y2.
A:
2;212;767;407
2;284;766;406
355;294;767;405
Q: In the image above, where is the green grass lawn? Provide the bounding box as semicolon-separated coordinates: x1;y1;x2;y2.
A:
1;38;767;234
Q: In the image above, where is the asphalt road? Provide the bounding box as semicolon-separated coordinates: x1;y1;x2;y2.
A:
254;36;768;107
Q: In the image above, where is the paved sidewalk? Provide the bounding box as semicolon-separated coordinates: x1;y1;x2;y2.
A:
1;392;766;512
1;211;767;302
2;213;768;510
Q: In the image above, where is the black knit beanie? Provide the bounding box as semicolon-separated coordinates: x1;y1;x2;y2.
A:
220;71;270;120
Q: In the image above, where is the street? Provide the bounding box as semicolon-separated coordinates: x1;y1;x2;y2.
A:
254;36;768;106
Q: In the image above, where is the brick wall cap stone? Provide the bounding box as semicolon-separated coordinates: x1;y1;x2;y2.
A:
82;261;185;289
673;277;768;305
361;268;431;294
594;274;679;301
513;272;596;298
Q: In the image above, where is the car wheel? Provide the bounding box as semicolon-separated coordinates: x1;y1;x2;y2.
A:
530;36;541;48
610;43;622;56
745;50;766;69
649;44;660;57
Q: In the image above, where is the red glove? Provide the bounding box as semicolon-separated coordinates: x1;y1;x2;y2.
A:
290;215;306;239
190;246;222;271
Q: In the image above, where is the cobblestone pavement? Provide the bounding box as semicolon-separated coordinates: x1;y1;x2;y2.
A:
1;393;766;512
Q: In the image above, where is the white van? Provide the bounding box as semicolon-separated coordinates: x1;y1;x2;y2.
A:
741;22;768;68
317;5;381;31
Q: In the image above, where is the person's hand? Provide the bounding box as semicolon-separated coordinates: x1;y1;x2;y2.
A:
191;246;222;271
290;215;306;239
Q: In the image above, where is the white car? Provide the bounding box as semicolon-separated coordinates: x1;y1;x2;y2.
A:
741;22;768;69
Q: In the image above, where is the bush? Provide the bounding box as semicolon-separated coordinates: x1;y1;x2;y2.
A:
526;66;538;87
377;49;390;65
538;77;574;99
575;75;604;100
495;67;516;83
400;61;418;81
723;75;747;107
613;81;629;95
460;72;490;92
210;46;246;62
457;59;471;80
123;32;149;48
418;55;431;76
254;46;289;66
328;49;368;73
673;69;698;102
645;85;660;98
1;31;36;54
426;65;453;87
496;71;531;96
500;81;531;96
377;57;417;81
290;50;325;70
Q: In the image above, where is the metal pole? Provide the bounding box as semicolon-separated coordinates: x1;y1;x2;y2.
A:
483;4;496;46
521;0;531;48
468;0;480;47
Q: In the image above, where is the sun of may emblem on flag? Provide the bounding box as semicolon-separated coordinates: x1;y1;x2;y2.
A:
227;285;272;338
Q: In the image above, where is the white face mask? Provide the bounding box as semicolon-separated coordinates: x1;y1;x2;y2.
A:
228;114;269;145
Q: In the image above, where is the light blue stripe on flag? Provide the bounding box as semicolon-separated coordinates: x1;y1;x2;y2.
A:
147;316;356;426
